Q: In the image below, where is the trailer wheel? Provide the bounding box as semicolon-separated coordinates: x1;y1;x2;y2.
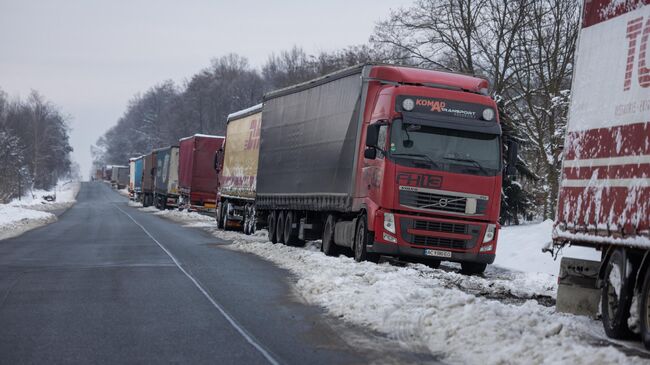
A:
602;248;634;339
640;267;650;349
216;202;223;228
322;214;340;257
283;211;305;247
353;215;379;263
267;211;277;244
221;200;230;230
276;211;285;244
460;262;487;275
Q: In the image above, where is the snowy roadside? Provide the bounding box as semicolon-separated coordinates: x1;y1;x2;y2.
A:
1;181;80;240
139;208;645;364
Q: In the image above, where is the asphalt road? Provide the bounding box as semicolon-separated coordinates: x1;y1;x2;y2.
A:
0;182;435;365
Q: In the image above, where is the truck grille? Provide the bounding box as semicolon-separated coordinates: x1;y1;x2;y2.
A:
399;187;487;215
413;220;467;234
399;217;481;251
412;236;467;249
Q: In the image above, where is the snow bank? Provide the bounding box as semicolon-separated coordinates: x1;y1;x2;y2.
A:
136;209;643;364
215;232;642;365
1;180;80;240
0;205;56;240
9;180;80;212
494;220;601;277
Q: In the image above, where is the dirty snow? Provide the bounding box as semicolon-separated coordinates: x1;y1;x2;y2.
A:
1;180;80;240
138;207;644;364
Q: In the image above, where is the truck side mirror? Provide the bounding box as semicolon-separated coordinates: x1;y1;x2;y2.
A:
506;140;518;176
364;147;377;160
366;124;380;148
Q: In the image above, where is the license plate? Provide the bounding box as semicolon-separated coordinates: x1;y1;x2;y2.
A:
424;249;452;258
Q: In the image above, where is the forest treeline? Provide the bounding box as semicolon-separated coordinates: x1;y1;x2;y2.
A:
0;90;74;202
94;0;579;223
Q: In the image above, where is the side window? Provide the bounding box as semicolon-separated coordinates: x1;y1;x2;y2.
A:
377;125;388;159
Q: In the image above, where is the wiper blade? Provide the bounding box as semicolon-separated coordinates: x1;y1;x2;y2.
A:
443;156;488;174
391;153;439;168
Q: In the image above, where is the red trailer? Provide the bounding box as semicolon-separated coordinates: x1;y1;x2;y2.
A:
552;0;650;348
178;134;225;211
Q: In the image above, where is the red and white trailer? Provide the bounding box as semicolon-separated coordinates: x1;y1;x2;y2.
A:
553;0;650;347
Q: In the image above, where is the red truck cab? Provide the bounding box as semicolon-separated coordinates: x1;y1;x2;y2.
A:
358;66;508;272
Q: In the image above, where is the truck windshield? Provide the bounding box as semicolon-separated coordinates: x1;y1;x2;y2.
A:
388;119;501;176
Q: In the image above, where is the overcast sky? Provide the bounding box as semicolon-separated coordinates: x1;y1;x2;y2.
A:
0;0;412;179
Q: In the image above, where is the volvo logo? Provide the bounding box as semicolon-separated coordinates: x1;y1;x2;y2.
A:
438;198;448;207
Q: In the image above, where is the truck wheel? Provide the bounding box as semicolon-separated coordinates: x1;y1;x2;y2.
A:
276;211;285;244
221;200;230;230
267;211;277;244
640;267;650;349
284;211;304;246
322;214;340;256
460;262;487;275
602;248;634;339
216;203;223;228
353;215;379;263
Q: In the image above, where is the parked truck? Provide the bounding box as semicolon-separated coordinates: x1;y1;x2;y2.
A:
128;158;136;196
552;0;650;347
110;165;129;189
255;64;515;274
142;152;157;207
216;104;262;234
153;146;180;209
178;134;225;212
131;156;144;201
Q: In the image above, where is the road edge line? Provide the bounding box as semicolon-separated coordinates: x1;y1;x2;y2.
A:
114;204;281;365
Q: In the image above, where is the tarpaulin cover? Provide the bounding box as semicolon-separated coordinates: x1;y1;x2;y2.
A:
179;135;224;201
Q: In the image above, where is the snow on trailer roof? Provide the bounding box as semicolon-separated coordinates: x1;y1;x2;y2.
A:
178;133;225;142
227;103;262;122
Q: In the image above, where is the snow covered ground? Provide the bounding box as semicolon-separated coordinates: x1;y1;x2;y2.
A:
494;220;602;277
140;207;646;364
1;180;80;240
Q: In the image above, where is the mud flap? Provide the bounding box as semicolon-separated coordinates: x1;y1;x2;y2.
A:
556;257;601;318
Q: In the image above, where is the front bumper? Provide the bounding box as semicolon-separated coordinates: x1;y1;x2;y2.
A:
370;210;497;264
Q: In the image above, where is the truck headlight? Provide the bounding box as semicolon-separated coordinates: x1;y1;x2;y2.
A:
482;108;495;121
483;224;496;243
384;212;396;234
402;98;415;111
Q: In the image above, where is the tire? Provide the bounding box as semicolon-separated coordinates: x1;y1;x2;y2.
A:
460;262;487;275
640;266;650;349
602;248;635;339
221;200;230;231
216;202;223;228
276;211;285;244
267;211;277;244
244;205;256;236
322;214;340;257
353;215;379;263
284;211;304;246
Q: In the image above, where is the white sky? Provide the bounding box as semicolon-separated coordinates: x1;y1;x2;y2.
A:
0;0;412;179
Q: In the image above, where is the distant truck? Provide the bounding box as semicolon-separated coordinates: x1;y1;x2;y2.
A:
255;64;514;274
128;158;136;196
132;156;144;201
216;104;262;234
153;146;180;209
552;1;650;347
110;165;129;189
142;152;157;207
178;134;225;211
